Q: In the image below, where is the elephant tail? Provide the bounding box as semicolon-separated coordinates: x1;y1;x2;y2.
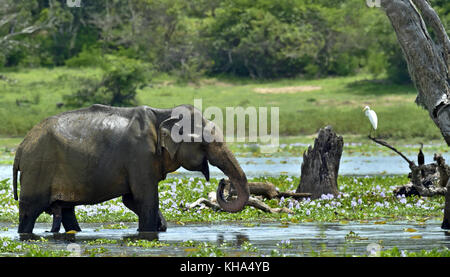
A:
13;148;21;201
13;163;18;201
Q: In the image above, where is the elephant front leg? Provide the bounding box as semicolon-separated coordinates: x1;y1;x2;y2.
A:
122;194;167;232
138;205;158;232
134;184;160;232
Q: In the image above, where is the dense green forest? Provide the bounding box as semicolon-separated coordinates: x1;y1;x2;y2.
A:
1;0;448;82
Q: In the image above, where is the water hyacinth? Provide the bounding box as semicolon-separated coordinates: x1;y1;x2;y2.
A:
277;239;293;249
0;175;445;224
321;194;335;200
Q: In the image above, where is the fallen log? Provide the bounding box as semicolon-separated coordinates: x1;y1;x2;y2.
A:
247;197;294;214
185;181;307;214
221;180;311;200
186;191;294;214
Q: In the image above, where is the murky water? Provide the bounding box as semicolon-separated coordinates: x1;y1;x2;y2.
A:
1;154;448;181
1;221;449;256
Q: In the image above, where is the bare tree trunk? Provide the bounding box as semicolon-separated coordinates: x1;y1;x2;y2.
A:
443;180;450;229
380;0;449;140
296;126;343;199
378;0;450;228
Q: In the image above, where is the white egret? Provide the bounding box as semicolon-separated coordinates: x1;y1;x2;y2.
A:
363;106;378;137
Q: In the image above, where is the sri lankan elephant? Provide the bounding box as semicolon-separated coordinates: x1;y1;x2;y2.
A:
13;104;249;233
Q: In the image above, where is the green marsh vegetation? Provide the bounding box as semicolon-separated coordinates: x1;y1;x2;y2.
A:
0;175;444;225
0;174;448;257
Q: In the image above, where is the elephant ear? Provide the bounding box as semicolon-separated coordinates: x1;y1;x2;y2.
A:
157;115;203;159
157;117;181;159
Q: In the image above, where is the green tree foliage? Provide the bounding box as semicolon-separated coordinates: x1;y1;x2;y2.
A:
64;55;150;107
0;0;49;66
202;0;319;78
1;0;449;83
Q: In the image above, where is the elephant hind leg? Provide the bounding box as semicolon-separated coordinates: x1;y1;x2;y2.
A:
61;207;82;232
44;202;81;233
50;215;62;232
18;201;45;234
44;203;81;233
49;206;62;233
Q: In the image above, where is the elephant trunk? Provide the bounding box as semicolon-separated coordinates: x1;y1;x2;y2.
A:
207;143;249;213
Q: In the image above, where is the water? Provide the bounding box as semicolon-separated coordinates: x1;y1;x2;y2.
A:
1;221;449;256
0;166;10;181
1;154;446;181
2;154;448;256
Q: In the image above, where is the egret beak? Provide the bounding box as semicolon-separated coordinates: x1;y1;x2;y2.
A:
363;106;370;112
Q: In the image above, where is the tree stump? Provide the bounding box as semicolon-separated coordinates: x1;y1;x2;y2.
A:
296;126;343;199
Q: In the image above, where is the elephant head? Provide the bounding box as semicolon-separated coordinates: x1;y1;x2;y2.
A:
156;105;249;213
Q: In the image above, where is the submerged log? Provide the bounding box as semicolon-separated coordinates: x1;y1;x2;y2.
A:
296;126;343;199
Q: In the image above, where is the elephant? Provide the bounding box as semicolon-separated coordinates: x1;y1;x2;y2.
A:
44;204;81;233
13;104;249;234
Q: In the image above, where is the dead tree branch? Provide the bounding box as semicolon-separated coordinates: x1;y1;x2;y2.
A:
368;135;416;168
